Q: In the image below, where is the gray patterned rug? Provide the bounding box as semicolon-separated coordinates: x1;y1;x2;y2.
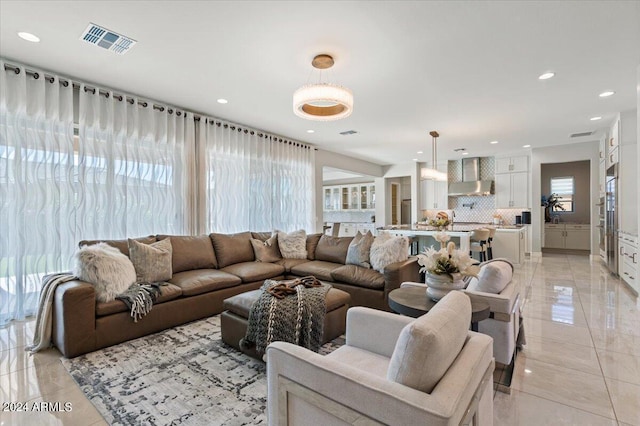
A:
61;315;344;425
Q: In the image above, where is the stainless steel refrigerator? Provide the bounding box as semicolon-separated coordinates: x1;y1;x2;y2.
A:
605;164;618;274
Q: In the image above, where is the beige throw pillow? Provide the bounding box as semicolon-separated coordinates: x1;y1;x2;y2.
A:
275;229;307;259
128;238;173;282
250;235;282;263
387;291;471;393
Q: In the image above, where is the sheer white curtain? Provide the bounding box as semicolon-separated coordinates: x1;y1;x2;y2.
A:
197;119;314;233
76;86;193;240
0;62;75;325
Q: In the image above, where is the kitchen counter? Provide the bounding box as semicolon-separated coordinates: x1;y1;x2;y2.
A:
385;229;471;253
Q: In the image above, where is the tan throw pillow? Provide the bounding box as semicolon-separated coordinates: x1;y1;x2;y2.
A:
275;229;307;259
314;235;353;264
250;235;282;263
387;291;471;393
370;232;409;272
345;231;374;268
128;238;173;282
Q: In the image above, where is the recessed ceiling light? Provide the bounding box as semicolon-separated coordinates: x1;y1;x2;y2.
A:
590;116;602;121
490;140;499;145
306;129;315;134
599;91;615;98
412;158;418;161
216;98;228;104
417;151;423;154
523;144;531;148
462;152;469;156
538;72;555;80
18;32;40;43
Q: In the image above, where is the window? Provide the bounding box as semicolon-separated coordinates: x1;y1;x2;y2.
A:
550;176;574;212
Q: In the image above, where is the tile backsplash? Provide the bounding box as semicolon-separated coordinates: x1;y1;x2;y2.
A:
323;210;375;223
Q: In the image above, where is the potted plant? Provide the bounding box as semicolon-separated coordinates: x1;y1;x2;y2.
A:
541;193;565;222
416;233;480;301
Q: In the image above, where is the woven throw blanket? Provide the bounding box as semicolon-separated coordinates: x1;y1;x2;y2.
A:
240;277;331;354
116;282;165;323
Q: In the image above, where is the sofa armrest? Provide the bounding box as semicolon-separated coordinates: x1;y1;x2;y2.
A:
383;257;420;297
52;280;97;358
463;280;520;318
266;341;459;426
345;307;413;357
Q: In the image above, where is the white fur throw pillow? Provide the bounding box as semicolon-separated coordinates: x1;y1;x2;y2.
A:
73;243;136;303
370;232;409;273
275;229;307;259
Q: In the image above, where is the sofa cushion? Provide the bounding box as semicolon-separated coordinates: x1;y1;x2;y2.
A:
210;232;254;268
169;269;241;296
73;243;137;303
346;231;374;268
466;259;514;294
306;233;323;260
250;235;282;263
370;232;409;272
221;262;285;283
330;264;385;289
78;235;157;257
315;235;353;264
157;234;218;272
387;291;471;393
274;258;311;273
128;238;173;283
95;283;183;316
290;260;342;282
276;229;307;259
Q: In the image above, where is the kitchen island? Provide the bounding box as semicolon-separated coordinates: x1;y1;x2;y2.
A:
385;228;471;253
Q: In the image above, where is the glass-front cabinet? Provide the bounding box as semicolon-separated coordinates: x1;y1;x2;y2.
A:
325;183;375;211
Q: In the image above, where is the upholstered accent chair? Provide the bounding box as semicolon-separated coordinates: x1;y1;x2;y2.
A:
266;292;495;426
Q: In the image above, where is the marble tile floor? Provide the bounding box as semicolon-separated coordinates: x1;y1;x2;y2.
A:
1;253;639;425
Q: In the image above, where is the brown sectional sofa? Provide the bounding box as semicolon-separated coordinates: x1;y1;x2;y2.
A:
53;232;419;358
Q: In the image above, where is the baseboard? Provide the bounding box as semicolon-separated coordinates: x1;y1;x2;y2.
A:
530;252;542;258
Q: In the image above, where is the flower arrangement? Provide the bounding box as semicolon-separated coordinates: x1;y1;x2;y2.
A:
428;217;451;230
417;239;480;280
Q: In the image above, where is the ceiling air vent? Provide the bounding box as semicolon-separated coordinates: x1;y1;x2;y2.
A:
80;23;136;55
339;130;358;135
570;131;594;138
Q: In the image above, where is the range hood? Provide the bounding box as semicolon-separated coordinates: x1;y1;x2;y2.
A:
448;157;494;196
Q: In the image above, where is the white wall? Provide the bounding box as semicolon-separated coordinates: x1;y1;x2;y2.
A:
531;141;600;254
375;162;421;226
315;150;383;232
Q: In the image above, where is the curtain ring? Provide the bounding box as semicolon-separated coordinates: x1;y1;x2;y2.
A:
177;111;182;116
14;68;20;75
158;106;165;112
141;101;148;107
117;95;123;102
105;92;110;98
33;72;39;79
48;77;55;83
168;108;173;114
62;80;69;87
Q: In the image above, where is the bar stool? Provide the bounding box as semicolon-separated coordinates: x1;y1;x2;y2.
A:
469;228;490;262
486;227;496;260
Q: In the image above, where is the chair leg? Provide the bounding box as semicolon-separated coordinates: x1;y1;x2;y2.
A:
487;246;493;260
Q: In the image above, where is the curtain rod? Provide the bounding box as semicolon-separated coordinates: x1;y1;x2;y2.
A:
2;62;316;150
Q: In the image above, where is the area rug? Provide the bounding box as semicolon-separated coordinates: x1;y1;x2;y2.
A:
61;315;344;425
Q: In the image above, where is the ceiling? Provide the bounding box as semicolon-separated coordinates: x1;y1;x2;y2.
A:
1;1;639;166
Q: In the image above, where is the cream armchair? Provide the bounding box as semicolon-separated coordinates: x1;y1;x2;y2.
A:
402;259;520;365
266;292;494;426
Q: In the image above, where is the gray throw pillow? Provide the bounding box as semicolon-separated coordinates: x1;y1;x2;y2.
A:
128;238;173;282
250;235;282;263
345;231;374;268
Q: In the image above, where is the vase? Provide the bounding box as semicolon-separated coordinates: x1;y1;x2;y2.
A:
425;272;465;302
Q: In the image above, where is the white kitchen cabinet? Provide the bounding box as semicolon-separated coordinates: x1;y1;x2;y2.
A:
495;172;528;208
420;179;448;210
618;233;638;295
492;228;526;264
495;156;528;174
599;159;606;197
544;224;590;250
324;183;375;211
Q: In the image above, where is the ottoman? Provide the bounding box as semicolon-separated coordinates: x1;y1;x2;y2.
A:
221;287;351;360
